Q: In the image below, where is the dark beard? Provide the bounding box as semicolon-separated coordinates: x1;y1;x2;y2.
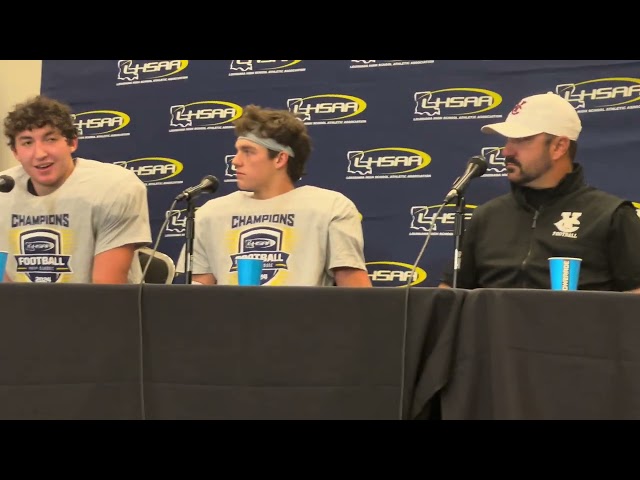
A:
505;156;544;186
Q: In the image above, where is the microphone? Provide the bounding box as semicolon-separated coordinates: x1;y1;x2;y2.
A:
175;175;219;201
0;175;15;193
443;155;488;202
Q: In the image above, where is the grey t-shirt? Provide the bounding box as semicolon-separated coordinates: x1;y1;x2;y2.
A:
177;186;367;286
0;158;152;283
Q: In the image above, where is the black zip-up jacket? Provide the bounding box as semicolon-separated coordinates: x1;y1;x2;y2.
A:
446;164;640;291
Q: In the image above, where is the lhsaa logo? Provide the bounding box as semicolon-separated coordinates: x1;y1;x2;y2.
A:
113;157;184;186
229;60;305;76
346;147;432;179
556;78;640;113
366;261;427;287
633;202;640;219
413;88;502;121
287;94;367;125
224;154;237;183
169;100;243;132
164;207;199;238
409;204;477;236
481;147;507;177
116;60;188;86
350;60;434;69
73;110;130;139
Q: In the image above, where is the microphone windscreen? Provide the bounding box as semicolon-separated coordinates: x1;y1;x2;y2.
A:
201;175;219;194
0;175;15;193
468;155;488;176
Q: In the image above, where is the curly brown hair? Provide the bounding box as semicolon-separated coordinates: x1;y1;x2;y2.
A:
4;95;78;149
234;104;312;182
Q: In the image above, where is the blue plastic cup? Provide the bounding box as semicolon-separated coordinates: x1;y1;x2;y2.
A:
548;257;582;291
0;251;7;283
237;258;264;286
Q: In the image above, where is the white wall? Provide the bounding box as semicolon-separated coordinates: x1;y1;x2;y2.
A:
0;60;42;170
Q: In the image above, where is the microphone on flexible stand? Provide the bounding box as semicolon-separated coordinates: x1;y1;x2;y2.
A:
175;175;220;284
443;155;488;203
140;175;220;285
405;155;488;288
445;155;487;287
0;175;15;193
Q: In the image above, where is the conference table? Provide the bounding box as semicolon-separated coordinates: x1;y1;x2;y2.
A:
441;288;640;420
0;283;463;419
0;283;638;419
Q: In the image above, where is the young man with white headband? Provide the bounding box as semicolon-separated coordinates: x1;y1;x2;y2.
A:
183;104;372;287
439;92;640;292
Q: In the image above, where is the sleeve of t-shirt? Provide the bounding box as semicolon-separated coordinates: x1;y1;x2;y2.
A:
325;194;367;272
190;212;214;275
608;203;640;291
94;176;152;256
174;244;187;274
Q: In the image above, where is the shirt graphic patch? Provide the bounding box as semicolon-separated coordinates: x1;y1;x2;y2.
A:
14;229;72;282
229;226;290;284
552;212;581;238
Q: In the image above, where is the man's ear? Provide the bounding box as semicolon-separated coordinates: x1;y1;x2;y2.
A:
551;136;570;160
275;151;289;169
69;137;79;153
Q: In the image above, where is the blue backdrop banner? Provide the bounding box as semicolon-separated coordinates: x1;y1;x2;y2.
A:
40;60;640;286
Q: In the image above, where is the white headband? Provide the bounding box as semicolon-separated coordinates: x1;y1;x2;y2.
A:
238;132;295;157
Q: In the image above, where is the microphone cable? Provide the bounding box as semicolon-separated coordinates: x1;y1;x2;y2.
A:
136;198;179;420
396;156;485;418
397;201;446;420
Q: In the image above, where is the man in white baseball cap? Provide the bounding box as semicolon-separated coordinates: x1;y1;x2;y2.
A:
480;92;582;188
439;91;640;293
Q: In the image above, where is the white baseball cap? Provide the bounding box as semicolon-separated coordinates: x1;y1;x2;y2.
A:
481;92;582;141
